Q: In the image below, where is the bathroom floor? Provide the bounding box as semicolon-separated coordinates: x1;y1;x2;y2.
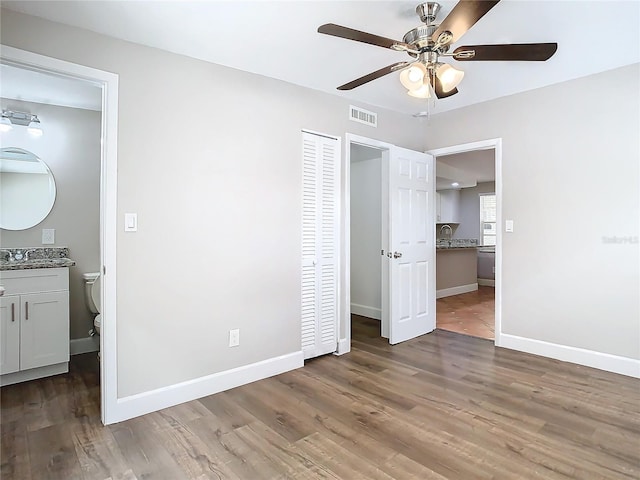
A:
436;286;495;340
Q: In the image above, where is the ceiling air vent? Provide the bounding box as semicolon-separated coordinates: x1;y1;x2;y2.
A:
349;105;377;127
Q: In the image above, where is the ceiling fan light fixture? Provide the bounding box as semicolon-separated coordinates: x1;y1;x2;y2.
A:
399;62;427;91
436;63;465;93
407;82;432;99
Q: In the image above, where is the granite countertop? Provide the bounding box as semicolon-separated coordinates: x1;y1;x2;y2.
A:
436;239;479;250
0;247;76;271
0;258;76;271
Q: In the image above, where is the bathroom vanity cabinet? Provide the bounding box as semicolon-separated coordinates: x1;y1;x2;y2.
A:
0;267;70;386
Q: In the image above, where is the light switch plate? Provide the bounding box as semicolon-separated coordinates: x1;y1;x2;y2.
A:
505;220;514;232
229;329;240;347
124;213;137;232
42;228;55;244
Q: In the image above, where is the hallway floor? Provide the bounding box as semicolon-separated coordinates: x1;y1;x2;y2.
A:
436;286;495;340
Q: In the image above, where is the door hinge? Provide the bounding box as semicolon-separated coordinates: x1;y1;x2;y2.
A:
381;249;385;256
103;265;106;275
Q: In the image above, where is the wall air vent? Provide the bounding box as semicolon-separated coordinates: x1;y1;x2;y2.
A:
349;105;377;127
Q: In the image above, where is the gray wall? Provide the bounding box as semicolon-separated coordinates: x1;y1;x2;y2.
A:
0;9;427;397
425;63;640;360
454;181;496;240
350;154;382;317
0;98;101;340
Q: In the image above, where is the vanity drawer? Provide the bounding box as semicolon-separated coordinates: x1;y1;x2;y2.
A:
0;268;69;295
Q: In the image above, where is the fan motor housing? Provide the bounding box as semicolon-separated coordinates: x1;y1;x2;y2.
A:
403;24;437;50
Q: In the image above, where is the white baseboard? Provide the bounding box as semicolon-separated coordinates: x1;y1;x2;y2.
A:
477;278;495;287
350;303;382;320
70;336;100;355
436;283;478;299
108;351;304;424
498;333;640;379
334;338;351;356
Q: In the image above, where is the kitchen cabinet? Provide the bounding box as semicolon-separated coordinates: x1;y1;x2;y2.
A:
436;189;460;224
0;268;70;386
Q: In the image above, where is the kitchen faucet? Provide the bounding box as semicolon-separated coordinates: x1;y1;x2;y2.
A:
439;224;453;240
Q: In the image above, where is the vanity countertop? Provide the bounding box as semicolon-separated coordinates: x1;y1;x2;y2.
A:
0;247;75;271
0;258;76;271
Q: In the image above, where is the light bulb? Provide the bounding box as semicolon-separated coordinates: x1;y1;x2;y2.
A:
399;62;427;91
407;83;432;99
27;119;43;137
0;117;12;133
436;64;465;92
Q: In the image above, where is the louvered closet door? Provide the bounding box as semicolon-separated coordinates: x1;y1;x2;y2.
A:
301;131;340;360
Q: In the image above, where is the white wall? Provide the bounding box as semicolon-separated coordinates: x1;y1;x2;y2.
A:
455;181;496;240
0;9;427;397
424;64;640;362
0;98;101;340
350;152;382;319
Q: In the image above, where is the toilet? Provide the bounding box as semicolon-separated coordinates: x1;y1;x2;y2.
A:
82;272;101;335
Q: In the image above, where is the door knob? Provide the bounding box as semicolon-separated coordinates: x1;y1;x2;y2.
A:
393;252;403;259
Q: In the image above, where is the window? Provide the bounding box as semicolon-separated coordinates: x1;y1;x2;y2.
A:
480;193;496;246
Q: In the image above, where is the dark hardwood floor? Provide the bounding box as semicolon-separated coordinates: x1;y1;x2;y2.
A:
2;319;639;479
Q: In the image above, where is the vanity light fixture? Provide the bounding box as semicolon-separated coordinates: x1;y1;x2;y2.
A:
0;110;44;136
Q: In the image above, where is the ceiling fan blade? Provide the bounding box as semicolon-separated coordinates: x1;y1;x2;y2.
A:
453;43;558;61
431;0;500;46
318;23;403;49
433;76;459;99
337;62;410;90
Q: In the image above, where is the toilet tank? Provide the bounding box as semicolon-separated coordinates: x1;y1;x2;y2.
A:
83;272;100;314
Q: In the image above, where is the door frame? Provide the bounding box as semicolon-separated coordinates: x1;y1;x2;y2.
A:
338;134;395;355
0;45;119;423
427;138;503;345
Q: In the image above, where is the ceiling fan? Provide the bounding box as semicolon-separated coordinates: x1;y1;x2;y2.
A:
318;0;558;99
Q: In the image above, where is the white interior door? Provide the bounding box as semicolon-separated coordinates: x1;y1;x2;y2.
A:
388;146;435;344
301;131;340;359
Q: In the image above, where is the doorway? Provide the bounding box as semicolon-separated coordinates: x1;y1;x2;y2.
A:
349;143;387;340
1;46;119;424
340;134;436;352
428;139;502;344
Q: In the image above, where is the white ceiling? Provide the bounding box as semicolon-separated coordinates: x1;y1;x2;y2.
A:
3;1;639;116
438;149;495;182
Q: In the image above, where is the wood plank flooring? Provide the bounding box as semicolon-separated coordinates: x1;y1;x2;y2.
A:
2;318;639;479
437;286;495;339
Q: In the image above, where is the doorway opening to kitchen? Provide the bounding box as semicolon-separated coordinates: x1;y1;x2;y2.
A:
428;139;502;342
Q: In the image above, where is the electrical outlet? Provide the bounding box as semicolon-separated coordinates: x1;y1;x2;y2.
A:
229;329;240;347
42;228;55;244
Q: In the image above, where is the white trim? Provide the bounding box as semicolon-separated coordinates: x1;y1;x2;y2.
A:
428;138;503;345
70;336;100;355
477;278;496;287
1;46;119;425
499;334;640;379
335;338;350;356
350;303;382;320
342;134;395;354
436;283;478;299
109;351;303;424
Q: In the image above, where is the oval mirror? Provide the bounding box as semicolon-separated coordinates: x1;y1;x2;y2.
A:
0;147;57;231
